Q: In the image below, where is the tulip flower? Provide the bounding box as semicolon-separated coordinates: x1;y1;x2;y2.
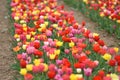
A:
20;68;27;75
84;68;92;76
24;73;33;80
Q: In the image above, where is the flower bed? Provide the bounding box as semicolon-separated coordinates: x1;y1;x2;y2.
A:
11;0;120;80
64;0;120;39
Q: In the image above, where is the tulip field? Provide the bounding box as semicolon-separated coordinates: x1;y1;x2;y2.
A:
64;0;120;39
2;0;120;80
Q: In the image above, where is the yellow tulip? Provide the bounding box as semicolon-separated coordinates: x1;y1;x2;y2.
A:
117;20;120;23
26;64;33;71
109;16;112;19
31;37;35;41
83;0;88;4
56;41;63;47
76;74;83;79
11;8;15;11
38;28;42;32
100;13;105;17
23;24;27;27
114;47;119;53
23;27;27;31
45;6;50;12
44;15;48;19
64;20;66;24
40;24;46;29
31;32;36;36
26;34;31;40
20;68;27;75
20;20;26;24
14;16;19;21
93;33;99;37
102;53;111;61
52;24;58;28
33;59;40;66
22;45;27;50
69;41;75;47
110;73;119;80
49;54;56;60
70;74;77;80
14;34;20;38
43;63;48;72
44;21;49;26
44;1;47;4
54;49;60;55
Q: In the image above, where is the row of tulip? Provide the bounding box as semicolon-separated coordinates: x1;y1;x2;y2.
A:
10;0;120;80
64;0;120;39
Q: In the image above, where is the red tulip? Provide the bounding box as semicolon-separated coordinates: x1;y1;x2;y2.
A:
33;41;40;49
20;59;27;68
79;56;88;62
117;66;120;72
24;73;33;80
108;59;116;66
62;36;71;42
47;71;56;79
98;70;105;77
81;21;86;26
83;30;90;38
98;39;105;46
94;36;100;41
34;49;43;57
93;75;102;80
62;58;71;67
15;29;23;34
74;62;81;68
77;43;87;49
74;62;85;69
114;55;120;62
98;49;106;55
73;24;78;29
88;61;97;68
93;44;101;52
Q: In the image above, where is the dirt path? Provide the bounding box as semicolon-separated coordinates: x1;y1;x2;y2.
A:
0;1;15;80
58;0;120;50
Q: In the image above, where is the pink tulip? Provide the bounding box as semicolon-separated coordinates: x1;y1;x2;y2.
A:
17;54;22;60
33;66;39;73
84;68;92;76
103;76;111;80
64;49;70;54
26;46;35;54
55;74;61;80
57;69;63;75
65;68;72;75
48;64;56;71
46;30;52;36
38;64;44;72
10;2;18;7
22;53;27;59
56;60;62;65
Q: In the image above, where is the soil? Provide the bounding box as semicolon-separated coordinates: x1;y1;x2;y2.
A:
58;0;120;50
0;0;16;80
0;0;120;80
